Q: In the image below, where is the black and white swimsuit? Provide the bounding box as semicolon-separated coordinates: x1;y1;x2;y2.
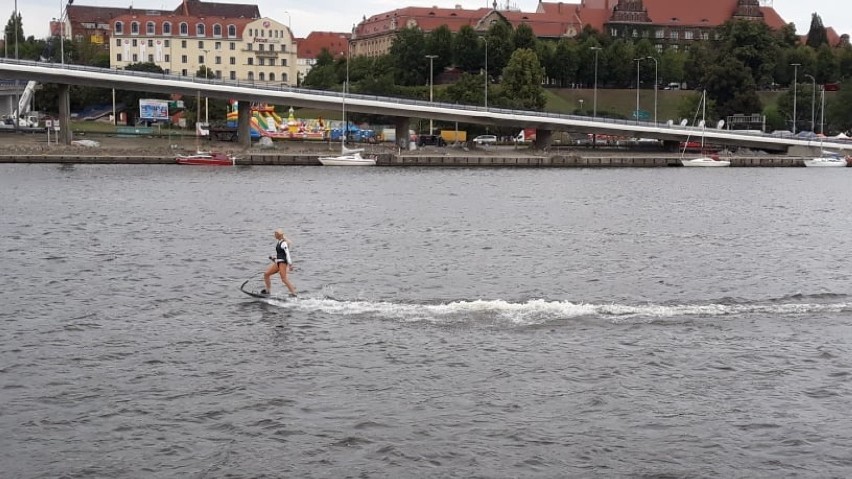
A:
275;239;292;265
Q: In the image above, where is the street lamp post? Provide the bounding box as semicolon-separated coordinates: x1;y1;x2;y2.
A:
591;46;601;118
804;73;816;132
425;54;438;134
819;85;825;135
202;49;210;124
790;63;800;134
483;38;488;110
634;58;641;123
59;0;73;64
646;55;658;124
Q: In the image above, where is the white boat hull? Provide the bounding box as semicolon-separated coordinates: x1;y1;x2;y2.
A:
803;157;848;167
681;157;731;167
318;154;376;166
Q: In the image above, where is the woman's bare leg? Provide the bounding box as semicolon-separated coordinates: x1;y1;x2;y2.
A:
263;263;279;293
278;266;297;296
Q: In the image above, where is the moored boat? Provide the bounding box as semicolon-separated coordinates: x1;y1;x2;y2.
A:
176;151;237;166
318;152;376;166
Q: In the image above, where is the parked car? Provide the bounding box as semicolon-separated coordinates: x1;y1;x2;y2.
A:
417;134;446;147
472;134;497;145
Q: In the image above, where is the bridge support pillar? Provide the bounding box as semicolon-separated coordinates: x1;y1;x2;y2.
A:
58;84;72;145
533;129;553;149
395;118;411;150
237;101;251;149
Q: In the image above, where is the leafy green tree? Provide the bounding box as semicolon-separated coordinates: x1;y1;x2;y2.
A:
549;38;578;87
302;49;339;89
815;45;839;83
389;27;427;86
660;48;686;86
777;82;820;132
3;12;23;57
575;39;601;88
444;72;486;105
501;48;545;110
825;76;852;133
805;13;828;48
684;41;717;88
704;57;762;120
604;39;635;88
838;46;852;79
426;25;453;73
453;26;481;72
513;23;538;51
485;20;514;78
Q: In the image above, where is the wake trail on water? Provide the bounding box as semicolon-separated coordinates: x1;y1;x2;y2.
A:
265;293;852;326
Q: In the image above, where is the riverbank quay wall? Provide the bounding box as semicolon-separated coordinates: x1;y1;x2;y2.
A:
0;154;815;167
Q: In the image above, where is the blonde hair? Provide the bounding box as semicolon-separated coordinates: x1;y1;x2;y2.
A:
274;228;291;245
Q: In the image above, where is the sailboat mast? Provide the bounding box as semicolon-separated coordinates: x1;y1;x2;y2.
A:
700;90;706;150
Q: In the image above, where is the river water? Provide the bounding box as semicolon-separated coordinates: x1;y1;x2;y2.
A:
1;164;851;478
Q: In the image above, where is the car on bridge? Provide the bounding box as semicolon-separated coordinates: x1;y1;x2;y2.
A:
473;134;497;145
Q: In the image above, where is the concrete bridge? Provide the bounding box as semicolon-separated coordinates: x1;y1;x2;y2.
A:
1;58;848;155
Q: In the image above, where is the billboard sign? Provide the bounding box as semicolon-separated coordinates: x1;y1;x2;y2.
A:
139;99;170;120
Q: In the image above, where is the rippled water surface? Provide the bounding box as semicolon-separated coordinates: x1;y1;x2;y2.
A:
2;164;852;477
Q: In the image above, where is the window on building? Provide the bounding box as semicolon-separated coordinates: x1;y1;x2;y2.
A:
116;39;121;47
147;40;153;47
180;23;188;36
215;70;221;79
181;40;187;48
163;22;171;35
148;54;154;62
281;59;287;67
146;21;155;35
259;72;265;81
132;39;137;47
115;21;123;34
181;55;187;63
259;58;265;66
227;25;236;38
164;69;170;74
229;71;236;80
248;72;254;81
269;58;275;66
198;55;204;64
132;54;138;62
282;73;288;84
164;40;170;47
116;53;122;62
213;24;222;37
656;44;663;53
684;31;694;40
214;41;221;50
655;29;664;39
230;57;235;65
196;23;205;36
670;31;679;40
269;73;275;82
164;54;170;62
131;22;139;35
215;56;221;64
229;42;235;50
198;41;204;49
610;28;617;37
247;58;253;65
246;44;252;51
181;69;187;76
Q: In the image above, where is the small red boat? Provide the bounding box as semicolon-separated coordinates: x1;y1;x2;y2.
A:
176;151;237;166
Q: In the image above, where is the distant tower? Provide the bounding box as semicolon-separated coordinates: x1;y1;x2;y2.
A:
610;0;651;23
733;0;764;21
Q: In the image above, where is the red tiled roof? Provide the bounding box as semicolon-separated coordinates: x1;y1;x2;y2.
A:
175;0;259;19
640;0;739;27
297;32;351;59
110;12;254;37
355;7;490;38
67;5;142;25
758;7;788;30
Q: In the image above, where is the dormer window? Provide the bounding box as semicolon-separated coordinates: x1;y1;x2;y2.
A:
131;21;139;35
227;24;236;37
163;22;171;35
179;22;188;36
213;24;222;37
115;21;123;34
146;21;155;35
196;23;205;36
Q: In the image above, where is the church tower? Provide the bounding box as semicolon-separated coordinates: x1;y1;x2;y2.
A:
732;0;764;21
609;0;651;23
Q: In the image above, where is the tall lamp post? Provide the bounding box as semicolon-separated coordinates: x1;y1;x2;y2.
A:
634;58;641;123
483;38;488;110
59;0;73;65
790;63;800;134
425;54;438;134
804;73;816;132
819;85;825;135
645;55;658;124
202;49;210;124
590;46;601;118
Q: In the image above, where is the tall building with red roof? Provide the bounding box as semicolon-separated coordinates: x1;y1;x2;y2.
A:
351;0;796;56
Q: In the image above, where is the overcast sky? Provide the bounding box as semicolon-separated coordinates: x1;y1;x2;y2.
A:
9;0;850;43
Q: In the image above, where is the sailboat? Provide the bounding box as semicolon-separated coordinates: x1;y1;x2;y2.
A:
319;77;376;166
680;90;730;167
176;91;237;166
